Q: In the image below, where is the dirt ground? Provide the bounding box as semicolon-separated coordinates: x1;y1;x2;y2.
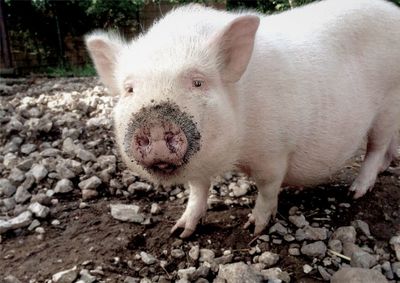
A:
1;170;399;282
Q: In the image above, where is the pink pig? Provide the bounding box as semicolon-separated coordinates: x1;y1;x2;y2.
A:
86;0;400;238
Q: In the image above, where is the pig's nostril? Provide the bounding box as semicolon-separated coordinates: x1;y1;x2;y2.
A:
137;136;150;147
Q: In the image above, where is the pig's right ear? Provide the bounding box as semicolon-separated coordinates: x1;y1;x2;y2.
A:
85;31;124;94
209;15;260;84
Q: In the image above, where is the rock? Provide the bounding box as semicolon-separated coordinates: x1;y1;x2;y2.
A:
18;175;35;191
189;245;200;261
269;222;288;236
331;267;388;283
301;241;327;259
62;138;77;155
216;262;263;283
351;220;371;238
76;148;96;162
21;144;37;155
288;247;300;256
29;164;48;183
350;250;377;268
54;179;74;193
331;226;357;244
260;267;291;283
318;266;331;281
81;189;98;200
14;186;32;203
0;179;16;197
124;277;140;283
140;251;156;265
4;153;18;169
258;251;279;267
229;182;248;197
16;158;34;171
28;219;41;231
6;117;23;132
78;176;102;190
2;197;16;211
289;214;309;228
8;168;25;183
199;249;215;263
56;163;76;179
303;264;313;274
193;264;210;279
177;267;196;280
78;269;97;283
40;148;61;157
150;203;161;215
52;266;78;283
390;236;400;261
381;261;394;280
0;211;33;234
295;226;328;241
3;275;22;283
328;239;343;253
342;242;364;258
128;182;152;194
391;262;400;279
110;204;145;223
171;249;185;259
28;202;50;218
97;155;116;168
31;193;52;206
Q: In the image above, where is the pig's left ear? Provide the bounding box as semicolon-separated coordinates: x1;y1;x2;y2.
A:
85;31;124;94
210;15;260;83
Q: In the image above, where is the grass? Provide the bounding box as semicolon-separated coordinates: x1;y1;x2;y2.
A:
45;64;96;77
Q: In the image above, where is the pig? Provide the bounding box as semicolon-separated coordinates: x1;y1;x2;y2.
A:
85;0;400;238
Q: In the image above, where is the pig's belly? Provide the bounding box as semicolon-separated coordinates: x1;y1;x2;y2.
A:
283;133;366;186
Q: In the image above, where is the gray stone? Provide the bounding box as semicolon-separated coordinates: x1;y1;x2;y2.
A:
258;251;279;267
8;168;25;183
392;262;400;279
21;143;37;155
381;261;394;280
28;202;50;218
28;219;41;231
4;153;18;169
342;242;364;258
289;214;309;228
62;138;77;155
54;179;74;193
331;267;388;283
171;249;185;259
317;266;331;281
390;236;400;261
97;155;116;168
0;179;16;197
140;251;156;265
199;249;215;263
78;269;97;283
351;220;371;237
124;276;140;283
260;267;291;283
189;245;200;261
7;117;23;132
56;163;76;179
350;250;377;268
229;182;248;197
150;203;161;215
81;189;98;200
295;226;328;241
40;148;61;157
14;186;31;203
301;241;327;259
269;222;288;236
52;266;78;283
110;204;144;223
288;247;300;256
128;181;152;194
328;239;343;253
2;197;16;211
216;262;263;283
178;267;196;280
331;226;357;244
19;175;35;191
76;148;96;162
0;211;32;234
16;158;34;171
3;275;22;283
30;164;48;183
78;176;102;190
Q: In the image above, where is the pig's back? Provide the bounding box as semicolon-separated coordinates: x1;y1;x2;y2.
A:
238;0;400;185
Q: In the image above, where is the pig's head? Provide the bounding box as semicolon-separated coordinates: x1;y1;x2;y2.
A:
85;6;259;185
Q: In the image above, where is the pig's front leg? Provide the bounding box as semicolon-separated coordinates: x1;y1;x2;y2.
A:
244;160;287;235
171;180;209;238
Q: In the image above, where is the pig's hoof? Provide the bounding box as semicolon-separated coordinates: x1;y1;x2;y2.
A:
244;211;271;235
349;181;373;199
170;217;198;238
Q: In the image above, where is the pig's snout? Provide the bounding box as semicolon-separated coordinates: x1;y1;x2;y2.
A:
123;102;201;177
132;122;188;174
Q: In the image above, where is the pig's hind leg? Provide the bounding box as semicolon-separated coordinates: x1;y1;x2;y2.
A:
349;106;400;199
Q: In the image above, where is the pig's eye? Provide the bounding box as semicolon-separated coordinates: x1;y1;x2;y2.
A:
192;80;204;88
125;85;134;95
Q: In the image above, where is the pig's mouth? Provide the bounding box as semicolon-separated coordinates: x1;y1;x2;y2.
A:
149;162;180;175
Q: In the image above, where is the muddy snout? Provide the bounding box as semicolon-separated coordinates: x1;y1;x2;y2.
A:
132;121;188;174
124;102;201;176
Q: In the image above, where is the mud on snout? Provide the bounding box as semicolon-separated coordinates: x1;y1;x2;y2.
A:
123;102;201;177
